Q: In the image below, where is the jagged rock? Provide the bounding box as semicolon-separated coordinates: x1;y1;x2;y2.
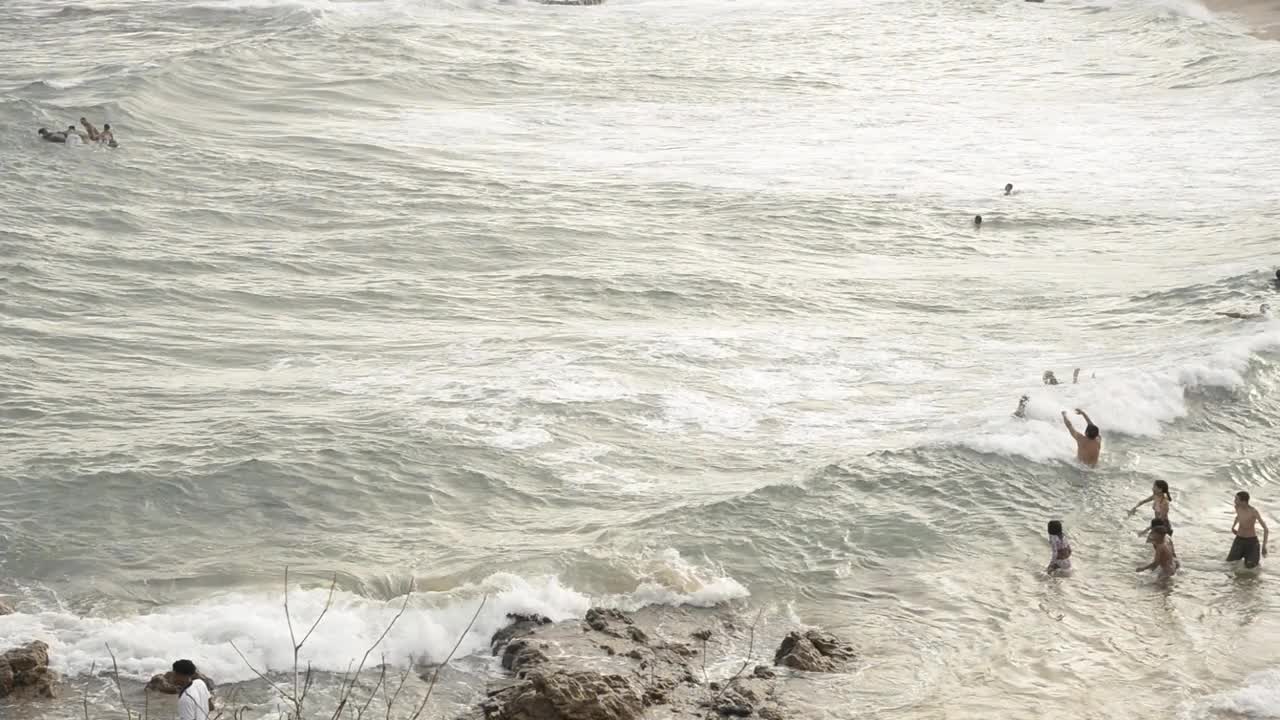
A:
752;665;776;679
1;641;57;699
625;626;648;644
599;644;616;656
624;649;644;661
0;599;15;616
773;630;855;673
664;641;697;658
758;707;784;720
691;629;713;642
482;670;644;720
716;704;752;717
146;671;217;695
501;639;550;676
492;614;553;653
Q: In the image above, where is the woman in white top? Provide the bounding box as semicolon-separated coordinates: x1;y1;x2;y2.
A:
1046;520;1072;574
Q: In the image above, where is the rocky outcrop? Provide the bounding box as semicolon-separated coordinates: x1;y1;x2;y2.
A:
483;670;645;720
146;671;217;695
0;599;14;616
772;630;856;673
0;641;58;699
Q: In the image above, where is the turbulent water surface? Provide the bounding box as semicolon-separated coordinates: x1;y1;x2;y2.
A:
3;0;1280;717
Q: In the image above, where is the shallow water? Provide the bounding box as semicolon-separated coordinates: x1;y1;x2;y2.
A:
2;0;1280;717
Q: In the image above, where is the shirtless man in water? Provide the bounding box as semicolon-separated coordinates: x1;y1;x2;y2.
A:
1227;491;1269;569
1061;408;1101;466
1136;526;1178;579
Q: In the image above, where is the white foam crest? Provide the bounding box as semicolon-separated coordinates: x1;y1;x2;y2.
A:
0;574;589;683
1196;668;1280;718
956;322;1280;463
596;549;751;611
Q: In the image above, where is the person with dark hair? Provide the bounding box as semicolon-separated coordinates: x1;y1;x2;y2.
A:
1136;525;1178;579
1060;407;1101;466
973;215;983;227
99;123;116;147
172;659;213;720
1273;269;1280;289
1147;518;1177;558
1013;394;1030;419
1227;491;1268;569
38;127;68;143
1127;480;1172;534
65;124;85;145
1046;520;1072;574
1004;183;1014;195
80;117;100;141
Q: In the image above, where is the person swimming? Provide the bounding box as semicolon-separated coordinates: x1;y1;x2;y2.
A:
64;124;84;145
1046;520;1072;574
1041;368;1081;386
1274;269;1280;290
80;117;100;141
1218;303;1271;320
1004;183;1014;195
99;123;117;147
38;127;68;143
1014;394;1030;418
973;215;983;227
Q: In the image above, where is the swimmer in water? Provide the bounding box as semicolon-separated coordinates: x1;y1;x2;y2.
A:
1004;183;1014;195
1226;491;1268;569
99;123;116;147
65;125;84;145
38;127;68;143
1061;408;1101;466
1046;520;1072;574
1014;395;1030;419
1127;480;1172;534
80;117;100;142
1136;525;1178;579
1147;518;1177;557
1273;269;1280;290
1218;303;1271;320
973;215;983;227
1043;368;1083;385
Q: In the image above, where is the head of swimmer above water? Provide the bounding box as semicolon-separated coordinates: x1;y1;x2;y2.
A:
1047;520;1063;538
1004;183;1013;195
973;215;982;227
38;127;48;136
1236;491;1251;507
1084;424;1100;440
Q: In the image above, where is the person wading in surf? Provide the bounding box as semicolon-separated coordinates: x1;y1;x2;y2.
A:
1136;525;1178;579
1127;480;1172;535
1061;408;1101;466
1227;491;1269;569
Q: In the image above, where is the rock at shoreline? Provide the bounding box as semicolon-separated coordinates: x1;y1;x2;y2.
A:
146;671;217;695
483;670;645;720
1;641;59;699
772;630;856;673
0;599;15;616
492;613;553;655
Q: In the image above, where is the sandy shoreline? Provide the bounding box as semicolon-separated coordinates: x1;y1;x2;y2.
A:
1200;0;1280;39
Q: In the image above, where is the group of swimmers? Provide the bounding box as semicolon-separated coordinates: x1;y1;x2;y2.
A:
38;117;117;147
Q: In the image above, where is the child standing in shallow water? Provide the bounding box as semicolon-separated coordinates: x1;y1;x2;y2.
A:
1046;520;1072;574
1128;480;1172;535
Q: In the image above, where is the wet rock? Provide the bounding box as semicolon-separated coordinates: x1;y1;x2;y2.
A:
492;614;553;653
1;641;57;699
0;599;14;616
773;630;855;673
625;626;648;644
665;641;697;658
752;665;776;679
716;703;752;717
758;707;785;720
624;649;644;661
501;639;550;676
599;644;616;656
146;671;218;695
691;629;713;642
482;670;644;720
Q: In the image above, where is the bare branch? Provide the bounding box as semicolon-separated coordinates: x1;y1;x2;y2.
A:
408;594;488;720
298;574;340;650
83;660;97;720
383;656;414;720
329;582;413;719
229;640;292;705
354;657;389;720
712;609;764;703
105;644;136;720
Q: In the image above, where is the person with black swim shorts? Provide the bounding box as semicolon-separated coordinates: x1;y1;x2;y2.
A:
1227;491;1269;569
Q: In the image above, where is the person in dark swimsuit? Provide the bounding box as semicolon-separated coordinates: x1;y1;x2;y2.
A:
38;127;68;143
1227;491;1269;569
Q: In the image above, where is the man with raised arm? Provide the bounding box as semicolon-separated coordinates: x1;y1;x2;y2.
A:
1061;408;1101;466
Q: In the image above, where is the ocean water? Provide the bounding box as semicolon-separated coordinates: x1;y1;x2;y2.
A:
2;0;1280;717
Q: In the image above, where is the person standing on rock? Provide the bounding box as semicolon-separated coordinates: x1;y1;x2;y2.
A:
173;659;213;720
